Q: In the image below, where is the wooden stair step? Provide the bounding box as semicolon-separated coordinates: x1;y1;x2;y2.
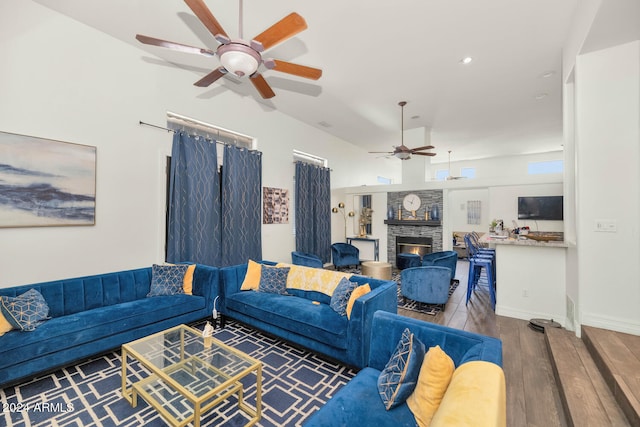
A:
545;326;629;426
582;325;640;426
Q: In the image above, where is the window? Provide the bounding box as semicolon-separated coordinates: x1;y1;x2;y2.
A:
377;176;392;185
167;111;255;167
528;160;563;175
435;169;449;181
460;167;476;179
293;149;328;167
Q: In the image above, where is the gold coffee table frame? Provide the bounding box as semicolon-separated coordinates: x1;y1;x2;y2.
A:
121;324;262;427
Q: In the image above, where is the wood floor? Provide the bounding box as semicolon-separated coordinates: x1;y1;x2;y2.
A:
399;260;569;426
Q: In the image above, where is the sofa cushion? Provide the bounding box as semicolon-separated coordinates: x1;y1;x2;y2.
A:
259;265;290;295
277;263;352;296
330;277;357;316
430;361;506;427
407;345;455;426
148;264;188;296
225;291;348;349
304;367;417;426
0;289;50;334
347;283;371;320
378;328;426;410
241;259;262;291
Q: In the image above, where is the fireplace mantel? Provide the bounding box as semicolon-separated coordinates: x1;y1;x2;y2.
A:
384;220;441;226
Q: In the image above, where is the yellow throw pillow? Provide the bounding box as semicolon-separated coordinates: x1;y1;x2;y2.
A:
346;284;371;319
183;264;196;295
241;260;262;291
406;345;455;427
0;310;13;336
429;361;506;427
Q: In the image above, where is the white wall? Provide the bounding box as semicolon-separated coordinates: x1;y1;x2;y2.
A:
0;1;391;287
575;40;640;334
431;151;564;180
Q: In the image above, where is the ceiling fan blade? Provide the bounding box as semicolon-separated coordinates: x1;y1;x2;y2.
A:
269;59;322;80
410;145;436;151
135;34;215;57
184;0;229;40
250;74;276;99
412;152;437;157
194;67;226;87
250;12;307;52
368;151;394;154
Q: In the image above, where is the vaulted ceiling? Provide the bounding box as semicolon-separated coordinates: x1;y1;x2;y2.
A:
35;0;582;162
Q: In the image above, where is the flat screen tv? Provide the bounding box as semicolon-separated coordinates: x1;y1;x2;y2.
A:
518;196;563;221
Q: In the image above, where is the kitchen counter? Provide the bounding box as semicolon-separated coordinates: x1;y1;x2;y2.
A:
479;234;571;248
477;233;568;325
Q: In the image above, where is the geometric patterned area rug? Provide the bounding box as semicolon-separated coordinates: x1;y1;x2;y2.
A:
0;320;356;427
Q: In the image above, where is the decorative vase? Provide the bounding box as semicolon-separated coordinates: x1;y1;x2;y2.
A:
387;205;394;220
431;203;440;221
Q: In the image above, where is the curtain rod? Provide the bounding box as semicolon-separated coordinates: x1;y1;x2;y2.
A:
139;121;175;133
139;120;262;152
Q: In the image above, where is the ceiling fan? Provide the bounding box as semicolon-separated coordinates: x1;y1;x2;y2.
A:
446;150;466;180
368;101;436;160
135;0;322;99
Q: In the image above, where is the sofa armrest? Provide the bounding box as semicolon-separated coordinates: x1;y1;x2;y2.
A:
192;264;220;314
430;361;506;427
347;278;397;368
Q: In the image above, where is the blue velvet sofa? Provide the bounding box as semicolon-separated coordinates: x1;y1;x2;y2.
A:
291;251;323;268
0;265;218;388
219;262;397;368
304;311;505;427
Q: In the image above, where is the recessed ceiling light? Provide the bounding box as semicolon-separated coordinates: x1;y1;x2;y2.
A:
540;70;555;78
535;93;548;100
460;57;473;65
411;115;420;120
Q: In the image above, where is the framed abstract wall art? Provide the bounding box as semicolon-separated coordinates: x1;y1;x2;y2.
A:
263;187;289;224
0;131;96;228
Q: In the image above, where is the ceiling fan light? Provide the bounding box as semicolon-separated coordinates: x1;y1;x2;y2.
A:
395;152;411;160
218;43;261;77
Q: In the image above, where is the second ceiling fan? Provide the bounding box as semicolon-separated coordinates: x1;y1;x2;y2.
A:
136;0;322;99
369;101;436;160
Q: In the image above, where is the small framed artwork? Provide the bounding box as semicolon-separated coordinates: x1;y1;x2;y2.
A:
263;187;289;224
0;131;96;228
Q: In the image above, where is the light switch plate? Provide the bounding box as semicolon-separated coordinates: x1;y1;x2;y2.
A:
595;219;617;232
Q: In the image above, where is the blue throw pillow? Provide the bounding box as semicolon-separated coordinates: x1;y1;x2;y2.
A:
378;328;426;410
0;288;51;332
330;277;357;316
147;264;188;297
258;265;290;295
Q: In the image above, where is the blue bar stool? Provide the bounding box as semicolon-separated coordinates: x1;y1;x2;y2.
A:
464;234;496;310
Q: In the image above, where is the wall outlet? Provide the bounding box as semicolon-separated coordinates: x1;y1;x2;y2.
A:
522;289;529;298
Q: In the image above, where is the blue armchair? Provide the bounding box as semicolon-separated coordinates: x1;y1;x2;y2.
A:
422;250;458;284
401;266;452;307
291;251;323;268
331;243;360;269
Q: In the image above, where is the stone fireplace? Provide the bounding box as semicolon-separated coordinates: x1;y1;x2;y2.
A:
386;190;443;267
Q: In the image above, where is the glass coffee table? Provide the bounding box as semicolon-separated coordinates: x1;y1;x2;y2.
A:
121;324;262;427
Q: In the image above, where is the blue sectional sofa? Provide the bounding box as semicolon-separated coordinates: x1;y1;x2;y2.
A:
0;264;218;388
220;262;397;368
304;311;505;427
